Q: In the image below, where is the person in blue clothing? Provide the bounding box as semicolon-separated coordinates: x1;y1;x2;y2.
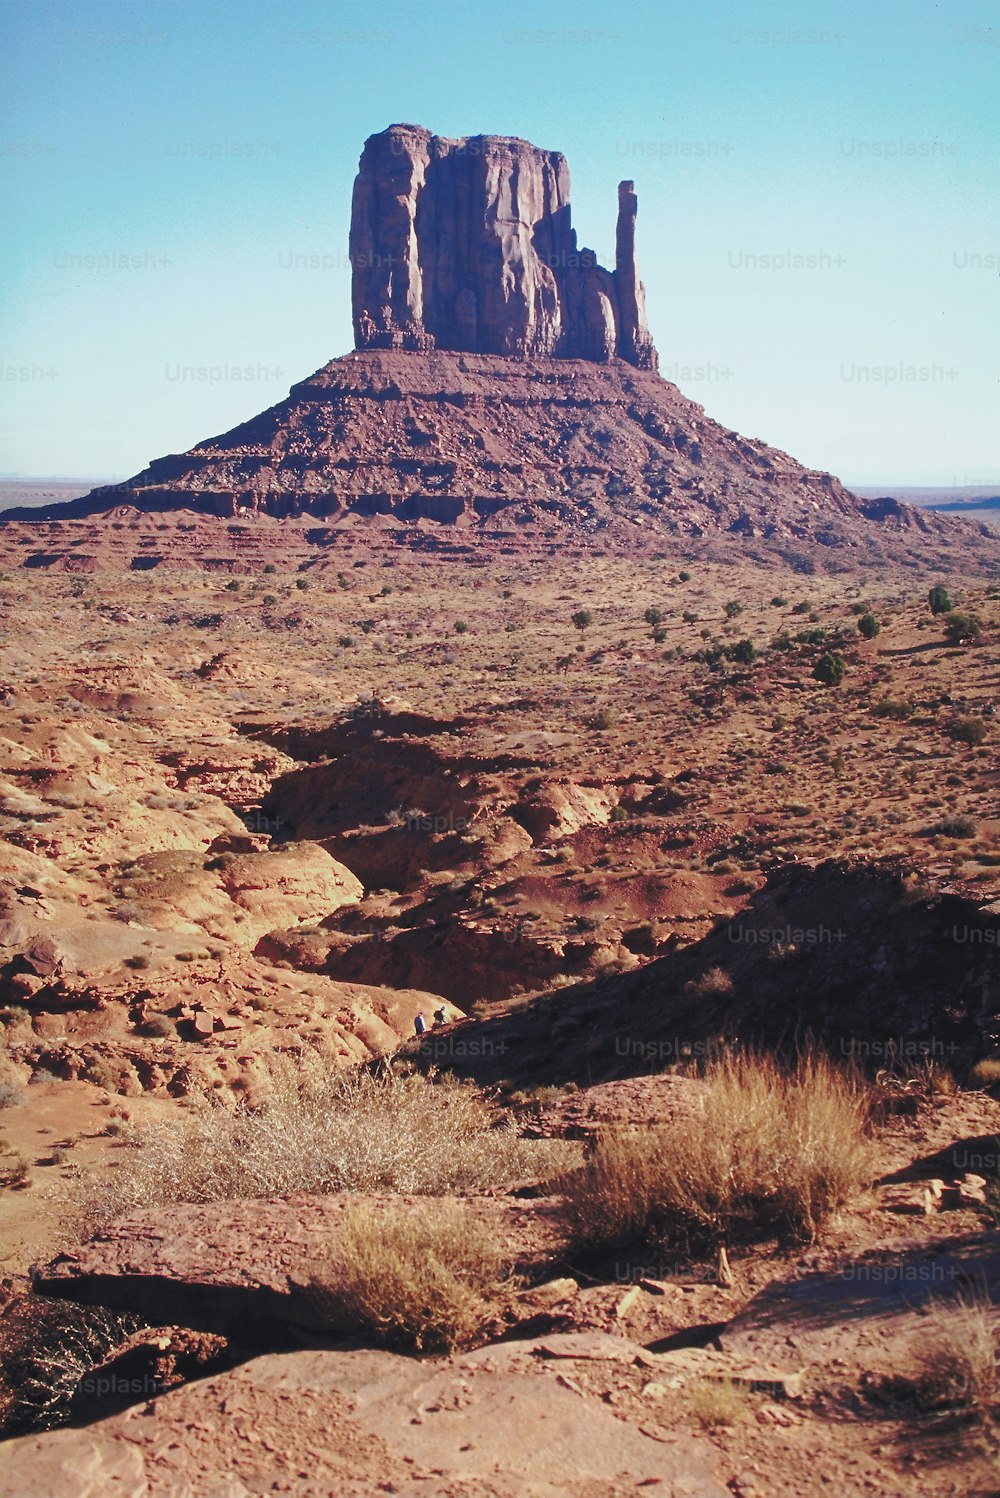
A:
414;1012;427;1036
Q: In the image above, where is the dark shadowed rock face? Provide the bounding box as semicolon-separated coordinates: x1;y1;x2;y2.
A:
350;123;658;369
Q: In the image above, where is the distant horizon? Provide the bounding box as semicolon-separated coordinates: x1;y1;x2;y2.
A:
4;472;1000;495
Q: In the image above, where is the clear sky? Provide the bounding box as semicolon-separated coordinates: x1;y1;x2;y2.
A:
1;0;997;486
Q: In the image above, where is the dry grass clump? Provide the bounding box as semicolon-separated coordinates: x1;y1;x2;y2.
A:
559;1050;872;1253
909;1293;998;1417
690;1376;749;1428
683;965;734;999
85;1059;576;1222
306;1200;513;1353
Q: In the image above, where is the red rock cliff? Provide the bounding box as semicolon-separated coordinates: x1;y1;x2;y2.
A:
349;123;657;369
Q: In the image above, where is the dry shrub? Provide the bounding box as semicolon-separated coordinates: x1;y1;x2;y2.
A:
910;1293;998;1417
0;1295;142;1437
683;965;734;999
307;1199;512;1353
971;1059;1000;1089
560;1050;872;1253
870;1059;957;1120
690;1376;748;1428
85;1059;576;1222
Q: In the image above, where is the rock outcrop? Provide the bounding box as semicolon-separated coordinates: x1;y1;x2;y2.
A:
350;123;657;368
0;1342;730;1497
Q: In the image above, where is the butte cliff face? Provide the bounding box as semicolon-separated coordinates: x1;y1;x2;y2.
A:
349;124;657;369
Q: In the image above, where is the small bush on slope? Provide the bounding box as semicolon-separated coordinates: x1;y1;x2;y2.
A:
559;1050;872;1254
307;1200;514;1353
903;1290;999;1419
86;1061;577;1222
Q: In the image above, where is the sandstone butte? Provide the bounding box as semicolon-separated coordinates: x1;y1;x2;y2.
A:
349;123;658;367
3;121;995;582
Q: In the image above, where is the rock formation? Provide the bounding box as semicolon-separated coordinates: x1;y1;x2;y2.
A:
2;122;996;575
349;123;657;368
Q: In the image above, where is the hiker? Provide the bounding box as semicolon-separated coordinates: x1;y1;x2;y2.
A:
433;1005;447;1028
414;1012;427;1036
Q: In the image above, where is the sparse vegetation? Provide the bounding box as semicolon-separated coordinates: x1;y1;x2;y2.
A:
857;612;880;640
84;1063;576;1222
558;1050;872;1254
0;1140;29;1190
306;1200;513;1353
907;1292;998;1417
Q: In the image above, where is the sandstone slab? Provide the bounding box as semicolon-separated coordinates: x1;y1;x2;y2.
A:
34;1193;569;1335
0;1344;730;1497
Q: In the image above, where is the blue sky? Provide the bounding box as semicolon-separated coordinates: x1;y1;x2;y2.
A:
1;0;997;486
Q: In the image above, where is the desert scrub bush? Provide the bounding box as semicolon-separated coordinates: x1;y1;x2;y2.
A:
0;1138;29;1189
950;717;989;747
925;814;977;839
84;1062;577;1222
0;1077;25;1109
558;1050;872;1255
858;612;881;640
306;1200;513;1353
872;699;915;720
690;1377;748;1428
906;1292;998;1417
943;610;982;645
928;583;953;615
0;1298;144;1437
813;651;847;687
684;965;734;999
970;1058;1000;1089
